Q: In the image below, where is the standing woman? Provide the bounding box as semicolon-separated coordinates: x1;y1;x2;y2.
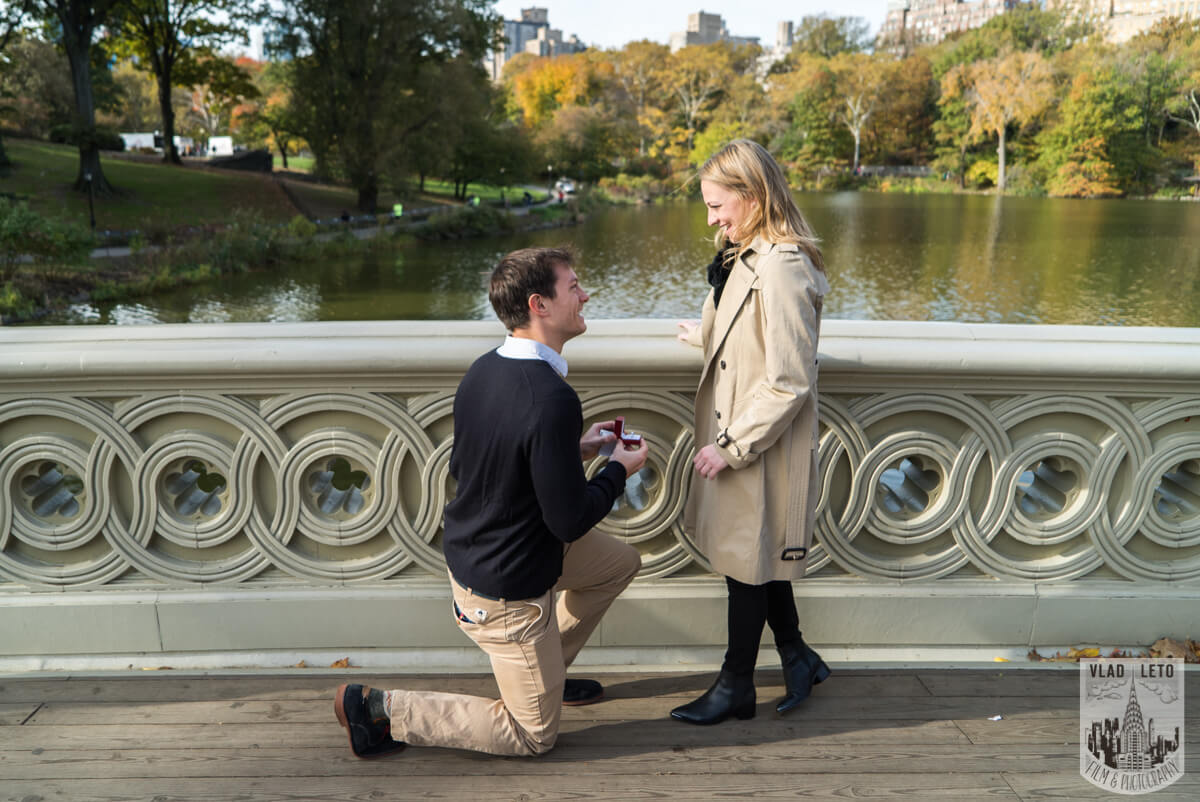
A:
673;139;831;725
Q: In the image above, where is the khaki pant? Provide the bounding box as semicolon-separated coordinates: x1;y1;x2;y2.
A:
385;530;640;756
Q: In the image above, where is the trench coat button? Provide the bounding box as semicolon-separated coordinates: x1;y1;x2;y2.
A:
720;360;727;369
715;411;721;420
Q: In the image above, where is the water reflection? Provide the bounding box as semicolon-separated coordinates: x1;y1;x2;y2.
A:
27;194;1200;327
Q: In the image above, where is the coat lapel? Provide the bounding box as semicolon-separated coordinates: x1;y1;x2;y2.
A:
697;247;762;390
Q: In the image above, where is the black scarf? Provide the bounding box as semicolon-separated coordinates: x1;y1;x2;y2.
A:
706;243;734;309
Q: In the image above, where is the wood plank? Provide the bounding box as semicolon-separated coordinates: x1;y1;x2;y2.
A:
21;694;1079;726
1003;771;1200;801
919;670;1200;699
0;773;1022;801
0;718;971;752
0;743;1078;780
958;716;1200;746
918;671;1080;697
0;671;924;702
0;704;37;726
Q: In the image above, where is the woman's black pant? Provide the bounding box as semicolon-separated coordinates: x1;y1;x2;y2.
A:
722;575;802;677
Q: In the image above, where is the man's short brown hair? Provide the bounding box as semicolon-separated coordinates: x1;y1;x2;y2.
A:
489;247;575;331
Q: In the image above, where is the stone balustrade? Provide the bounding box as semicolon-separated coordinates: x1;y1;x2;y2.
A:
2;320;1199;669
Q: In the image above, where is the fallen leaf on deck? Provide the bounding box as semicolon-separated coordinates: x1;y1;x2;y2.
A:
329;657;351;668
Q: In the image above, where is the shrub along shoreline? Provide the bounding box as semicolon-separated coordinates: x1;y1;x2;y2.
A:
0;200;585;325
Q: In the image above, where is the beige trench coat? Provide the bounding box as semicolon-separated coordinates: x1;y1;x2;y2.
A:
682;235;830;585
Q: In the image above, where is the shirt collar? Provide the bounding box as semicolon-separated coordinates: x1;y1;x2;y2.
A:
496;335;568;378
745;234;774;255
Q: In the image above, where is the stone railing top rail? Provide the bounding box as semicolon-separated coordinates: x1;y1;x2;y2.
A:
3;320;1200;383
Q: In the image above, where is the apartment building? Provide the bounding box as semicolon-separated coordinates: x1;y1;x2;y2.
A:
487;7;586;81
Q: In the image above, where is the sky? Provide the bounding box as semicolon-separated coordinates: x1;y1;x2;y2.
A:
490;1;888;51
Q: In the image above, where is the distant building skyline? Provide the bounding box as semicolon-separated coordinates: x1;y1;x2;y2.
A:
491;1;886;50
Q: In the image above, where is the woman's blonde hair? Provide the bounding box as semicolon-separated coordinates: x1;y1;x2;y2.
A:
699;139;824;272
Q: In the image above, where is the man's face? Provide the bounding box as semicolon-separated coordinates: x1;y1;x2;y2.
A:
541;263;590;344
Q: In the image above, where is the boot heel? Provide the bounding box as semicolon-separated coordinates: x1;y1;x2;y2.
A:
734;703;756;720
813;661;831;684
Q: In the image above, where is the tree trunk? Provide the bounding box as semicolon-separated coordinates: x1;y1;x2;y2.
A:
277;142;289;169
997;125;1007;193
357;180;378;214
0;134;9;170
158;60;181;165
62;34;115;195
852;130;861;173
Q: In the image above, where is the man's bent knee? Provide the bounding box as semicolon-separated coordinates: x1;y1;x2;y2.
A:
514;731;557;757
619;542;641;584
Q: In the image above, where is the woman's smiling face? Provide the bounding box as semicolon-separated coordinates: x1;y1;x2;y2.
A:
701;180;754;244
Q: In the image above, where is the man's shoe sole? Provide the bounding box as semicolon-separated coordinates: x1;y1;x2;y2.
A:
562;690;604;706
333;683;406;759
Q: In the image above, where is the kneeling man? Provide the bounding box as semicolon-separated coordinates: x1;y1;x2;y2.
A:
334;246;648;758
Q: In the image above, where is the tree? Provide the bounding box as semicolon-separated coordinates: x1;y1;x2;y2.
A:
612;40;669;157
185;54;258;141
944;50;1055;192
828;52;889;173
101;57;159;133
1124;25;1185;149
234;59;302;169
29;0;124;194
792;14;870;58
111;0;254;164
1037;61;1142;197
508;53;597;128
536;104;631;182
662;42;738;157
868;53;936;166
0;0;33;168
270;0;496;212
767;56;847;180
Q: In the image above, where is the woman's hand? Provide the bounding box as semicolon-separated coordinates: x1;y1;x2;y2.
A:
677;320;700;343
693;444;729;480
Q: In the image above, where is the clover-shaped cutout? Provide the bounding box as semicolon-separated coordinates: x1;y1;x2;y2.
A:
612;466;660;513
878;456;940;515
1155;459;1200;521
308;457;371;516
1016;456;1079;518
20;462;85;519
165;459;227;518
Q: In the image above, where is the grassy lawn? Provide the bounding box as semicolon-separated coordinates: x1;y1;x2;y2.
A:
418;178;548;204
1;138;298;232
0;138;553;233
275;154;315;172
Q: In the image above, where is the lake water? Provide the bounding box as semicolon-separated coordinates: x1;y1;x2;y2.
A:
35;193;1200;327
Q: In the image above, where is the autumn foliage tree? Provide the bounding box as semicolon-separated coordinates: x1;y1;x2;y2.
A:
943;50;1055;192
827;52;890;172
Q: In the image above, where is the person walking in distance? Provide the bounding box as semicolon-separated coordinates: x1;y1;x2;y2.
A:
334;246;648;757
674;139;832;725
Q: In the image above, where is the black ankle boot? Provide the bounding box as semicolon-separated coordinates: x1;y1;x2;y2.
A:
670;669;756;725
776;640;831;714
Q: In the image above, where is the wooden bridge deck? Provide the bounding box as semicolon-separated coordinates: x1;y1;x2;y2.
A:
2;668;1196;800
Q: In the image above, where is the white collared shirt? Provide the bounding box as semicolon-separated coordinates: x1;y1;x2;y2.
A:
496;335;568;378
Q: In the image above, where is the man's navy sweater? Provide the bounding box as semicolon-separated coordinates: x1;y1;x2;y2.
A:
442;349;627;599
